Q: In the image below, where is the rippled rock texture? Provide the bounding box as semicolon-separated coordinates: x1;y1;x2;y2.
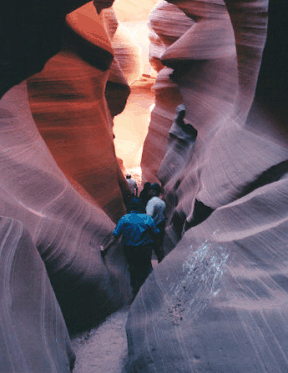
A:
0;217;75;372
141;0;195;183
28;3;134;223
0;0;134;371
127;0;288;372
26;1;136;328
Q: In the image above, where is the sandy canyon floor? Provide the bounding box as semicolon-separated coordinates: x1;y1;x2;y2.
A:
71;259;159;372
71;307;129;373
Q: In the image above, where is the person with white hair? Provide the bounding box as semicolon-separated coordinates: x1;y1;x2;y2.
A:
146;182;166;262
126;173;138;197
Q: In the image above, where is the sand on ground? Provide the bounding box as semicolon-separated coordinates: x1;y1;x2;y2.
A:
71;307;129;373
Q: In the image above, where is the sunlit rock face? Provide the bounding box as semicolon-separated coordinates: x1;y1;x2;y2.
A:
28;3;130;223
0;0;132;369
25;3;133;328
102;7;143;118
103;9;142;86
113;0;159;22
141;0;195;183
1;77;130;332
127;0;288;372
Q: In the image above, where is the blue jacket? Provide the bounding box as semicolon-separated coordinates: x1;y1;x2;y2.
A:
113;213;160;247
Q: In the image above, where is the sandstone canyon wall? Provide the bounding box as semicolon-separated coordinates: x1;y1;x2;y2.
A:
127;0;288;372
0;0;135;371
1;0;288;371
27;3;132;223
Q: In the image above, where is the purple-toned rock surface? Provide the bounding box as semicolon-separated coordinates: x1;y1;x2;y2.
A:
0;0;133;370
0;75;130;328
0;217;75;372
126;0;288;371
141;0;195;183
1;1;133;330
1;0;288;371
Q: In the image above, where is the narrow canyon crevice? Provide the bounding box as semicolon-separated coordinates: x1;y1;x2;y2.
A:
0;0;288;372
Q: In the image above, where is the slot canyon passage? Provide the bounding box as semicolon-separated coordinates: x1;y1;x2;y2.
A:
0;0;288;372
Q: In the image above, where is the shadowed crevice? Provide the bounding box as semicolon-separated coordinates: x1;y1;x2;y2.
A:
239;159;288;198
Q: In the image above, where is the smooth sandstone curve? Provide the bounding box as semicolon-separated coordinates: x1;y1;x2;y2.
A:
127;0;288;371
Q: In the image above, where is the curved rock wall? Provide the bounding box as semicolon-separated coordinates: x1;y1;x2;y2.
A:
126;0;288;371
0;0;133;370
24;4;133;330
27;3;131;223
0;217;75;372
2;0;287;371
0;77;130;330
141;0;194;184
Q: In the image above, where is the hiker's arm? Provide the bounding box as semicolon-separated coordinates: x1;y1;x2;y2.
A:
100;234;118;257
100;219;123;257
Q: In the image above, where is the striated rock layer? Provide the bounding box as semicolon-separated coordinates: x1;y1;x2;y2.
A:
0;217;75;372
141;0;195;183
28;3;129;223
127;0;288;372
7;1;133;323
0;0;133;371
0;75;129;330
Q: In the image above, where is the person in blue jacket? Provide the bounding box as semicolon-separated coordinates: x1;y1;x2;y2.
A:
101;201;160;296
